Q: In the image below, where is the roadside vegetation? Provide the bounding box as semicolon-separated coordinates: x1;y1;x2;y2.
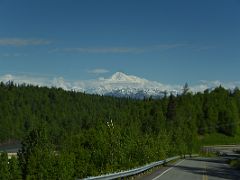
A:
0;82;240;179
199;132;240;146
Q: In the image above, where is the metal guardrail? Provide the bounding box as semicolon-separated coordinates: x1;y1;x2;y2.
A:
81;155;182;180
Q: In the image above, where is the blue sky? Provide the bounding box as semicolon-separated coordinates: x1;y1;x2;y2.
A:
0;0;239;85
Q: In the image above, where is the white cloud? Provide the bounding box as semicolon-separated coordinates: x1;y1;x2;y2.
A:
2;53;28;57
58;47;144;53
0;74;50;87
155;44;187;49
189;80;240;93
0;38;51;46
51;44;188;54
52;77;72;90
194;46;216;52
87;69;109;74
0;73;239;96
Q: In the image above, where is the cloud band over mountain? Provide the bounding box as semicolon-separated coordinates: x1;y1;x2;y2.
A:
0;72;239;97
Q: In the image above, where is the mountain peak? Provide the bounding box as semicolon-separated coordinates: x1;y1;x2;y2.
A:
109;72;149;84
110;72;131;81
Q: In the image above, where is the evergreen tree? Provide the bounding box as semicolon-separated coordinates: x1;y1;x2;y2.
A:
166;94;177;123
54;151;75;180
217;99;239;136
182;83;190;95
18;126;55;179
0;152;10;180
0;82;240;178
8;156;21;180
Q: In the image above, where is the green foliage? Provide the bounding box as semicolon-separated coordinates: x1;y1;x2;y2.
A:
8;156;21;180
229;159;240;169
199;132;240;146
0;152;10;180
0;83;240;178
54;151;76;180
18;126;56;179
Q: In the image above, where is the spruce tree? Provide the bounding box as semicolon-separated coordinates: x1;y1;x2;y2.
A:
8;156;21;180
0;152;10;180
18;126;55;179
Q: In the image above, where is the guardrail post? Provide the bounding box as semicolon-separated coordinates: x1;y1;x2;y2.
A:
163;159;167;166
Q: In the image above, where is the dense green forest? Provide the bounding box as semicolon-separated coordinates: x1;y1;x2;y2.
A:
0;82;240;179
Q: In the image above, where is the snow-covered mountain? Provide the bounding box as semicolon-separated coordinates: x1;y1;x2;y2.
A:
1;72;239;99
80;72;181;98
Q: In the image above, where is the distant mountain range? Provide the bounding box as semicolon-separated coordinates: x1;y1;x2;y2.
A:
1;72;239;99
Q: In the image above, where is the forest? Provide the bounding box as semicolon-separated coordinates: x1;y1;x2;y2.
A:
0;81;240;179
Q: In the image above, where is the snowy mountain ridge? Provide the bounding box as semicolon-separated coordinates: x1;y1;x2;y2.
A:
81;72;181;98
0;72;238;99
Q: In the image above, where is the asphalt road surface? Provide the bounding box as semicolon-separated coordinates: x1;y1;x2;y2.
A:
137;157;240;180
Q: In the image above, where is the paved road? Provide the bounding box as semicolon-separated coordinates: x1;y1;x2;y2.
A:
137;157;240;180
0;143;21;153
